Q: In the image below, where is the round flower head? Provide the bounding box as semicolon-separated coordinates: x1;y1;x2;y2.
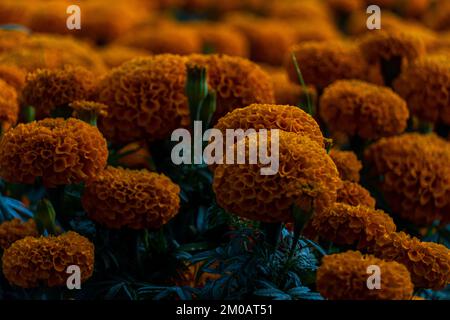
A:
0;64;26;91
82;166;180;229
213;131;341;223
320;80;409;140
337;181;376;208
0;79;19;131
96;55;190;143
2;231;94;288
187;54;275;120
69;100;108;119
100;45;149;68
424;0;450;31
286;41;366;90
317;251;414;300
289;20;340;44
0;34;106;73
0;118;108;187
267;0;332;22
394;54;450;125
226;16;296;66
117;24;201;55
214;103;324;147
306;203;395;248
21;66;97;119
191;23;249;57
358;30;426;86
373;231;450;289
365;133;450;225
0;219;38;250
0;30;29;53
329;149;362;182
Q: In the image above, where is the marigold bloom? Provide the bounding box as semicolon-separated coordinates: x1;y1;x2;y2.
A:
424;0;450;31
326;0;364;14
100;45;150;68
213;131;341;223
365;133;450;225
191;23;249;57
0;64;26;91
21;66;97;119
214;103;324;147
337;181;376;208
0;30;29;54
2;231;94;288
394;54;450;125
267;0;332;22
117;25;201;55
372;231;450;289
317;251;414;300
307;203;394;248
226;16;296;66
286;41;366;90
96;55;190;143
82;167;180;229
329;149;362;182
188;54;275;119
0;219;38;250
0;118;108;187
320;80;409;140
0;79;19;130
70;100;108;119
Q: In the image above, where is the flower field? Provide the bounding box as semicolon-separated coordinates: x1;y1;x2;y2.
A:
0;0;449;301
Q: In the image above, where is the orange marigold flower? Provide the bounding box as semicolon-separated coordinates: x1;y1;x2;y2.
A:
100;45;150;68
20;66;97;119
394;54;450;125
329;149;362;182
365;133;450;225
317;251;414;300
191;22;249;57
2;231;94;288
0;30;29;54
267;0;333;22
82;166;180;229
97;55;190;143
0;34;106;73
289;20;340;44
213;131;341;223
286;41;366;90
214;103;324;147
0;79;19;131
117;24;201;55
326;0;364;14
70;100;109;119
306;203;394;248
0;64;26;91
0;219;38;250
0;118;108;187
424;0;450;31
187;54;275;119
320;80;409;140
337;181;376;208
226;16;296;66
372;231;450;289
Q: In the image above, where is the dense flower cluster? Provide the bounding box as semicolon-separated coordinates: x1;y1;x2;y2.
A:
0;118;108;187
96;55;190;143
2;231;94;288
286;41;367;90
20;66;97;119
187;54;275;119
306;203;395;248
0;64;26;91
82;167;180;229
365;133;450;225
226;16;296;66
0;219;38;250
191;23;249;57
0;79;19;130
317;251;414;300
99;45;149;68
372;231;450;289
329;149;362;182
394;54;450;125
214;104;325;147
320;80;409;139
213;131;341;222
337;181;376;208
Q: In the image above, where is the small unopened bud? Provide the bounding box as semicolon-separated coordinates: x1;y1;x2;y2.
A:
185;64;209;123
